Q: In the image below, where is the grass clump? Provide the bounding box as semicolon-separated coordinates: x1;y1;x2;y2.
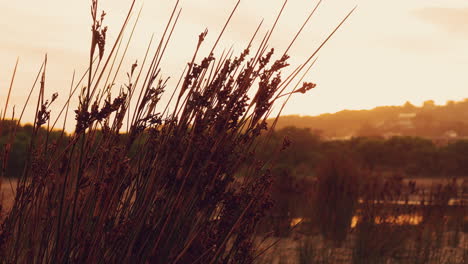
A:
0;0;355;263
312;153;361;246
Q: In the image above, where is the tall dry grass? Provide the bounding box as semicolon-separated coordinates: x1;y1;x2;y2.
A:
0;0;355;263
293;164;466;264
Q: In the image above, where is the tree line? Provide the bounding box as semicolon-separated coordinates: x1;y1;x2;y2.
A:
257;126;468;179
2;121;468;178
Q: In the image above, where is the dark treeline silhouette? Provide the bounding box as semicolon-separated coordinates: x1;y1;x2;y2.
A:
272;99;468;139
0;120;64;178
4;121;468;178
257;126;468;179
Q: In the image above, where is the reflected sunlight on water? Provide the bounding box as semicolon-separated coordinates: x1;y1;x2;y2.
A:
353;214;423;227
291;213;423;229
290;218;302;228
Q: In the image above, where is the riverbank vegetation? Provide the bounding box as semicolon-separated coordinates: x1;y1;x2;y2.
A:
1;1;466;263
0;0;358;262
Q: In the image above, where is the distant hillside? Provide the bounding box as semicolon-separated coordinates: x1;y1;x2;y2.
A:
273;99;468;139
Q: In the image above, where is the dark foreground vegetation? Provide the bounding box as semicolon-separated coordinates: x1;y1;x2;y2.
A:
0;0;358;263
255;127;467;263
0;1;466;263
260;153;466;263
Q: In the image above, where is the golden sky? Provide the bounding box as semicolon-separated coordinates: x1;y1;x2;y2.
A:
1;0;467;128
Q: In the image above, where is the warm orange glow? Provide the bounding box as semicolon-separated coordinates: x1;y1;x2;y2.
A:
1;0;467;128
290;217;303;228
291;214;423;229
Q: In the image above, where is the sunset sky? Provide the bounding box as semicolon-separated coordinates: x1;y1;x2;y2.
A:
1;0;467;128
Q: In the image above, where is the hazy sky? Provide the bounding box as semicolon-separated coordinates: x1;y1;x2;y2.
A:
1;0;467;128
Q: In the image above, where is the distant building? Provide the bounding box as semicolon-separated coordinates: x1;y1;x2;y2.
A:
443;130;458;139
327;135;354;141
398;112;416;129
383;132;402;139
398;113;417;119
432;131;461;146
